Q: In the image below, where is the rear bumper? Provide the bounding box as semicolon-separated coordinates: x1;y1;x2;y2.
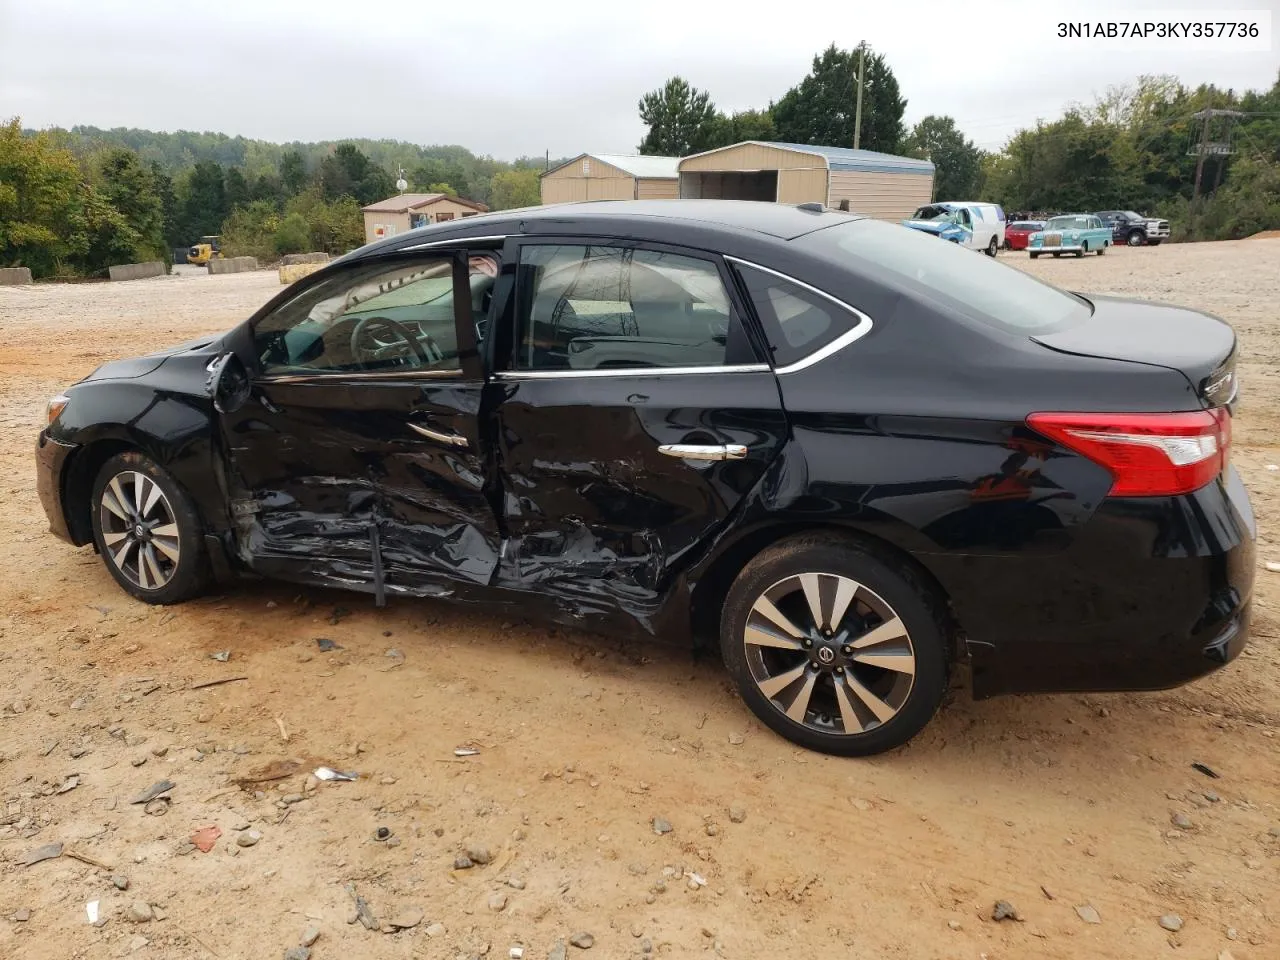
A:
926;467;1256;698
36;430;78;544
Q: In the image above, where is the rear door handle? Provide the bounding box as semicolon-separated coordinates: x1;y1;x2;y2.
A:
658;443;747;461
409;422;469;449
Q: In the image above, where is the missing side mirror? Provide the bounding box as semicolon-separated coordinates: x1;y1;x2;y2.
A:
207;353;250;414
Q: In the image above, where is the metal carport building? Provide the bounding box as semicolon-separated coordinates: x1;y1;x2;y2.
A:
677;141;935;220
540;154;680;204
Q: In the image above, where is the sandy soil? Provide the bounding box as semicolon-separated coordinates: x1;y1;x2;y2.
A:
1;241;1278;960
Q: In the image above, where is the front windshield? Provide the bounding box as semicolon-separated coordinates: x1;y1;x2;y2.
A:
798;219;1092;335
911;205;952;221
1123;211;1144;220
1047;216;1091;231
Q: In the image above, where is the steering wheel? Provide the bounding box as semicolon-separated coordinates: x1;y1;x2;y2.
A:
350;316;435;371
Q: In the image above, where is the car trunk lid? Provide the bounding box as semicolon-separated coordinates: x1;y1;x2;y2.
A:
1031;295;1237;407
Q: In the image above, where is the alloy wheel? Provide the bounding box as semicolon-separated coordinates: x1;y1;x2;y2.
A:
98;470;181;590
742;572;916;736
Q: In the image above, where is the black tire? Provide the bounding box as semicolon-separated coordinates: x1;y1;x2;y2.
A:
986;236;998;257
1052;252;1062;258
720;534;950;757
1029;252;1040;259
1147;239;1162;247
1075;243;1086;258
1097;242;1107;256
90;451;211;604
1127;229;1145;247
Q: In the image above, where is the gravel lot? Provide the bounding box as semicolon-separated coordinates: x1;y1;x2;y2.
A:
1;240;1278;960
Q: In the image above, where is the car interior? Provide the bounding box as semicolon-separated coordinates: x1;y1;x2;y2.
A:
255;256;498;374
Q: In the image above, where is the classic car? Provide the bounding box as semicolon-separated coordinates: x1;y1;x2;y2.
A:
1028;214;1112;258
35;200;1253;757
1003;220;1045;251
1094;210;1171;246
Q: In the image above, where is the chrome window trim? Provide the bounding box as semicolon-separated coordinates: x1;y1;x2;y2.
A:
258;368;464;385
493;363;770;381
723;256;875;375
399;235;508;251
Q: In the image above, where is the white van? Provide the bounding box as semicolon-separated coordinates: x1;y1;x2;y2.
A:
905;201;1007;256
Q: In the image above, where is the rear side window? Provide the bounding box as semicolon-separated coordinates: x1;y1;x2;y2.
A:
513;244;756;371
733;263;866;370
798;219;1091;335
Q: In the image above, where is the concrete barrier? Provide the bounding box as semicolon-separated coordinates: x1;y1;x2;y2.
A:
208;256;259;275
0;267;33;285
279;262;326;284
108;261;166;281
280;252;330;265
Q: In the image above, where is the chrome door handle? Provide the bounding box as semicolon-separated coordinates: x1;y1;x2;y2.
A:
658;443;748;461
408;422;469;449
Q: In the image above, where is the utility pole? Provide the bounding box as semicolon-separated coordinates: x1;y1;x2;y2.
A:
853;43;866;151
545;149;550;172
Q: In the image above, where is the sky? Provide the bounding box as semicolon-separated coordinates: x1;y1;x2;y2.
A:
1;0;1276;159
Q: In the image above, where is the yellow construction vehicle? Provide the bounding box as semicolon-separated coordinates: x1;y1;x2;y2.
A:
187;236;223;267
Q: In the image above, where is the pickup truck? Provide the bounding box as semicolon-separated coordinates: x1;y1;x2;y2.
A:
1093;210;1170;247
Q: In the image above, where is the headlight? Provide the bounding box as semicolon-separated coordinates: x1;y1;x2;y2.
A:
47;394;69;424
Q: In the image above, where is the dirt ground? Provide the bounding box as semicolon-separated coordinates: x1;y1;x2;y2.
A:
1;240;1278;960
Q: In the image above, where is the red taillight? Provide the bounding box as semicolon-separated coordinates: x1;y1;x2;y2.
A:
1027;409;1231;497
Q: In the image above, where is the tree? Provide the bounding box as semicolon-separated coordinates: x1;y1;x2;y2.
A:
772;44;906;153
66;182;143;276
176;161;228;243
411;158;472;198
95;149;167;262
280;150;309;196
637;77;719;155
224;167;251;210
903;116;982;200
488;169;541;210
273;212;310;253
0;118;83;276
704;108;776;149
318;143;394;205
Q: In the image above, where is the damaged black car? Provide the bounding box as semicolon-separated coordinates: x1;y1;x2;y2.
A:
35;201;1255;755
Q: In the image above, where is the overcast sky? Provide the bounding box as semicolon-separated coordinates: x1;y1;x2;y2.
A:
1;0;1276;159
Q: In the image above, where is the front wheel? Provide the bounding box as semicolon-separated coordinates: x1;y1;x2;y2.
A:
1127;229;1144;247
1097;243;1107;256
720;536;949;756
1075;243;1086;258
1029;252;1040;259
90;452;211;604
986;237;998;257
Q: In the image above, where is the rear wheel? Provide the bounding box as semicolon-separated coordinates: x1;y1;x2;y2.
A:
1029;252;1040;259
720;536;949;756
1052;252;1062;258
90;452;210;604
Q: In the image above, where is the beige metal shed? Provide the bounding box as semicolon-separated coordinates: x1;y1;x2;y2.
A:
540;154;680;204
678;141;935;221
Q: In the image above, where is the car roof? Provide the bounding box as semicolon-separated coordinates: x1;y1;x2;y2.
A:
341;200;867;265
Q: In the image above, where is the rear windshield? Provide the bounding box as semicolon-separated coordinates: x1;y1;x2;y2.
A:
799;219;1092;335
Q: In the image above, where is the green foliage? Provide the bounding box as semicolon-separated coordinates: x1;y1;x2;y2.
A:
279;150;308;195
772;45;906;153
488;169;541;211
274;212;311;254
94;149;167;263
285;187;364;254
176;161;228;244
704;109;776;149
638;77;719;155
221;200;282;260
319;143;395;205
903;116;982;200
0;118;82;276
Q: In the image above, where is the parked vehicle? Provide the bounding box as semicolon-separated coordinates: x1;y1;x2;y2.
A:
1003;220;1045;251
35;201;1253;756
1028;214;1112;258
1095;210;1170;247
902;201;1005;256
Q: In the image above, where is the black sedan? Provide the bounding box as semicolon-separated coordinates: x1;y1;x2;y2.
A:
35;201;1255;756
